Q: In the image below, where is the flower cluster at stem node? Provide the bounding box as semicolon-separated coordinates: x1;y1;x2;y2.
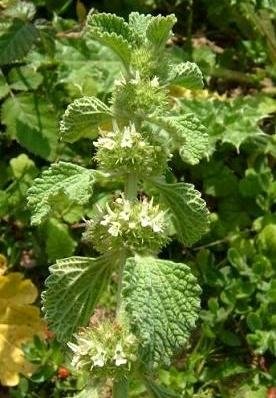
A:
94;123;170;177
67;320;137;377
83;195;170;254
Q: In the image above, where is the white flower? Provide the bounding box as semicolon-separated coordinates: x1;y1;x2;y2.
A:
140;214;151;227
151;219;163;233
113;343;127;366
151;76;159;87
114;73;126;87
121;125;135;148
128;221;137;229
130;70;141;85
67;342;79;354
108;222;121;237
100;214;112;226
91;349;106;368
99;137;116;150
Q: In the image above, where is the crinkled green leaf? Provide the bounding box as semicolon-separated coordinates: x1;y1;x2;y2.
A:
146;14;177;48
122;255;201;367
2;94;58;160
180;95;276;154
150;179;209;245
85;12;134;66
0;20;38;65
128;12;153;40
60;96;112;143
27;162;95;225
169;61;204;89
45;219;77;262
152;114;208;165
42;254;113;341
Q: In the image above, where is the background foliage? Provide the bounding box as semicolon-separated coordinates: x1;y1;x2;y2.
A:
0;0;275;397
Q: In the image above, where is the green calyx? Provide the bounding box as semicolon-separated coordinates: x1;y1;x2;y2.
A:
130;47;168;80
94;123;170;177
83;195;170;254
111;73;168;120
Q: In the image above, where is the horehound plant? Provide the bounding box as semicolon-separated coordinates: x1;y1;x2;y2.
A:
27;11;209;397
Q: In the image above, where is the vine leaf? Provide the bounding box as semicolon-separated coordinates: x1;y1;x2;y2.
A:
169;61;204;90
146;14;177;48
150;179;209;246
27;162;96;225
42;255;113;341
122;255;201;368
0;20;38;65
85;12;134;66
152;114;208;165
60;96;112;143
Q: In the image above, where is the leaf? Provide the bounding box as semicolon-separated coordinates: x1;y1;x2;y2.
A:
150;179;209;246
60;96;112;143
2;94;58;161
152;114;208;165
42;254;113;341
128;12;153;41
45;219;77;262
0;20;38;65
122;255;201;368
146;14;177;48
10;153;37;180
0;272;45;386
169;62;204;89
27;162;96;225
145;379;178;398
0;71;10;99
8;66;43;91
85;12;134;66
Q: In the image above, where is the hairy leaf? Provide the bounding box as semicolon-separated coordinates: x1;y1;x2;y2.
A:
27;162;95;225
42;255;113;341
2;94;58;160
180;94;276;154
150;179;209;245
152;114;208;165
60;96;112;143
122;255;201;367
146;14;177;48
85;12;134;66
128;12;153;40
169;62;204;89
0;272;45;386
0;20;38;65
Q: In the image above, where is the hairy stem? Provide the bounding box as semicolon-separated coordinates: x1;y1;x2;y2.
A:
113;377;129;398
124;174;138;201
113;173;138;397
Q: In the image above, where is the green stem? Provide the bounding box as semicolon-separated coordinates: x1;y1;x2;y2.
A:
124;174;138;201
113;377;129;398
113;174;138;397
